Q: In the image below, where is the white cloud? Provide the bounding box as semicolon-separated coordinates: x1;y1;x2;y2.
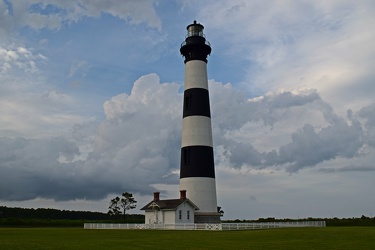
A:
103;73;181;119
0;43;46;74
2;0;162;32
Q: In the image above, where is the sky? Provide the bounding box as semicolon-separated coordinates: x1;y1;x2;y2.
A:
0;0;374;220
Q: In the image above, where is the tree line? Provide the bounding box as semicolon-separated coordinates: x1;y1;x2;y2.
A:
0;206;111;220
224;215;375;227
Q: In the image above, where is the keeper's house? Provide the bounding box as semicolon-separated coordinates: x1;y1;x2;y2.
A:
141;190;198;224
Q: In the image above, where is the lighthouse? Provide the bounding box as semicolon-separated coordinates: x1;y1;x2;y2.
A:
179;21;220;223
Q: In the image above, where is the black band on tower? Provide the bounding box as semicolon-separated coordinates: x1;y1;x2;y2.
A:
180;146;215;178
183;88;211;118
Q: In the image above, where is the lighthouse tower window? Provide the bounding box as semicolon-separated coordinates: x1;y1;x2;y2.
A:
183;148;190;165
184;94;191;111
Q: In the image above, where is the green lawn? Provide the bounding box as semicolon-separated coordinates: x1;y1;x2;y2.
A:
0;227;374;249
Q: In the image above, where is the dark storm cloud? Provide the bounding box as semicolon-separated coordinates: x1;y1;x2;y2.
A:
224;142;263;167
0;136;79;200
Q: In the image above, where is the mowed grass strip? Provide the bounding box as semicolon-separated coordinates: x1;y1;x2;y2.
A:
0;227;374;249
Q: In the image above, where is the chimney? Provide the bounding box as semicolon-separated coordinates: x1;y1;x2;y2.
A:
180;190;187;200
153;192;160;202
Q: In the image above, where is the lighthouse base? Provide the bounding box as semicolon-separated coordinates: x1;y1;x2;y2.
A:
194;212;222;224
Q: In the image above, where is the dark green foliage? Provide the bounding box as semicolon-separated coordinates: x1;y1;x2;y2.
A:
108;192;137;222
0;206;111;220
325;215;375;226
108;196;121;218
0;206;144;227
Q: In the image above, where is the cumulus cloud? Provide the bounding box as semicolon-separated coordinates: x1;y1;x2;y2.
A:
1;0;162;32
0;74;373;202
91;73;182;187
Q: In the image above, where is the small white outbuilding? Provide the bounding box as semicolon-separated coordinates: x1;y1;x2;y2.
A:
141;190;199;224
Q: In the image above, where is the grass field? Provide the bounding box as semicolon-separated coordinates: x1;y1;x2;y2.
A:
0;227;374;249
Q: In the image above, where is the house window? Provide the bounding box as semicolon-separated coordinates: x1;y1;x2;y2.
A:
187;210;190;220
179;210;182;220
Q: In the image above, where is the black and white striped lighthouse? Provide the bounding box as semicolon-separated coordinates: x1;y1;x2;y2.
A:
179;21;220;223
